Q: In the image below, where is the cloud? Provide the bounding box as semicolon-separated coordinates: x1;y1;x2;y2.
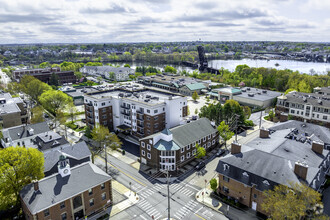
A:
41;25;92;36
0;14;52;23
80;4;135;14
206;22;244;27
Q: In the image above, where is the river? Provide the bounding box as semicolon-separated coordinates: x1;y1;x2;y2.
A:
110;59;330;75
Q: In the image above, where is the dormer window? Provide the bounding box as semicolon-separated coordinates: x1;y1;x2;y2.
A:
223;164;229;170
263;180;270;185
243;172;249;177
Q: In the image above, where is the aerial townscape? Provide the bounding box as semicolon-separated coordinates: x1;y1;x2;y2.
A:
1;1;330;220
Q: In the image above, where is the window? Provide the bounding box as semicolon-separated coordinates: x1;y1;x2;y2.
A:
141;142;145;148
102;102;105;106
147;144;151;150
187;152;191;158
187;145;191;150
181;147;185;153
208;142;211;148
142;150;145;156
297;111;299;114
147;153;151;159
102;192;106;200
154;116;158;121
208;134;211;140
154;110;158;113
103;121;107;126
44;209;50;217
253;194;257;199
317;114;319;118
60;201;65;209
89;198;94;206
192;149;196;155
181;155;185;162
61;213;67;220
73;196;82;209
147;109;150;113
102;115;107;119
323;116;327;120
198;139;201;144
212;140;215;145
291;110;295;114
88;188;93;196
101;183;105;190
223;186;229;193
223;176;230;182
203;144;206;149
203;137;206;142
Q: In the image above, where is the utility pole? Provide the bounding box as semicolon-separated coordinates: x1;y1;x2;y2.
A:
167;170;170;220
235;114;239;142
259;111;262;129
104;143;108;173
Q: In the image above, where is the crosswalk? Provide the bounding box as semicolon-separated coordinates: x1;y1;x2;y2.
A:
202;210;214;219
173;199;199;219
139;183;166;198
138;198;162;220
170;183;195;197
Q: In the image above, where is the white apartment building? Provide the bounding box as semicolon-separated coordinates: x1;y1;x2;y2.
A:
80;66;134;81
84;88;188;137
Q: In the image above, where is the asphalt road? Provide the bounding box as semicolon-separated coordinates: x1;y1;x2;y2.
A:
94;154;227;220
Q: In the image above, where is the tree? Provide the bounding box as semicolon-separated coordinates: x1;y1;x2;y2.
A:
0;147;44;209
268;110;275;121
74;71;83;80
262;183;323;219
164;65;177;73
217;121;234;150
39;62;50;68
49;72;59;87
108;72;115;80
194;108;198;115
39;90;72;115
192;91;199;102
66;102;78;123
242;106;251;119
124;64;130;68
97;76;103;83
31;105;44;124
195;144;206;159
210;178;217;192
85;126;92;138
86;80;94;86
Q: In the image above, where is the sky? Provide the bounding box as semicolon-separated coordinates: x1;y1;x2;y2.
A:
0;0;329;44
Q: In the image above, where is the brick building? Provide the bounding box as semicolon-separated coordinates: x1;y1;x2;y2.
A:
13;67;77;85
84;88;188;137
139;118;218;172
276;87;330;128
216;122;330;215
20;159;112;220
0;92;28;128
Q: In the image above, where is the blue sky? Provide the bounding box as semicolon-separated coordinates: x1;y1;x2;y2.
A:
0;0;329;43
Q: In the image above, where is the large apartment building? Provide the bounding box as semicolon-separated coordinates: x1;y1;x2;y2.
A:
139;118;218;172
276;87;330;128
80;66;134;81
13;67;77;85
0;92;28;128
216;121;330;215
84;88;188;137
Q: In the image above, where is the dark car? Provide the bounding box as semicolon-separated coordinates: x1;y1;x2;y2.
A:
44;113;49;118
196;161;206;170
216;149;226;157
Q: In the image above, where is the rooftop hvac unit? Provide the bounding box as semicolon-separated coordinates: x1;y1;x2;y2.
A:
248;93;254;97
318;99;322;105
262;90;267;93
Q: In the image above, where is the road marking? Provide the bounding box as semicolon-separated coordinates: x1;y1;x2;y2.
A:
194;207;203;214
194;213;207;220
186;184;200;191
96;156;146;187
140;215;148;220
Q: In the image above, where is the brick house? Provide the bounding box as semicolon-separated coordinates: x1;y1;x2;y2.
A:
20;157;112;220
139;118;219;173
216;123;330;215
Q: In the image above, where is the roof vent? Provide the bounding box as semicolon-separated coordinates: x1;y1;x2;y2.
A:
318;99;322;105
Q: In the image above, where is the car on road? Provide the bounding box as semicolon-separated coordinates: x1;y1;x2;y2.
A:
216;149;226;157
196;161;205;170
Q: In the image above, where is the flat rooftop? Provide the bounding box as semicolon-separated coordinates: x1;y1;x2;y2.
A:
0;93;21;114
85;88;183;105
235;87;281;101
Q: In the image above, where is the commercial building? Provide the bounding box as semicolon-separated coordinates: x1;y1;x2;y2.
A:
137;73;208;95
13;67;77;85
276;88;330;128
216;121;330;214
20;160;112;220
84;87;188;137
208;87;281;109
0;92;28;128
80;66;134;81
139;118;218;172
60;86;100;106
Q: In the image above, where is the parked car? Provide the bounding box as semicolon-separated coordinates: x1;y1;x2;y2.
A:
196;161;206;170
216;149;225;157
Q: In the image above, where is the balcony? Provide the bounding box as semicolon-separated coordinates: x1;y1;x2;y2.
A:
86;107;93;113
121;111;131;116
137;123;144;128
87;114;93;119
136;117;144;122
136;110;144;114
120;105;130;110
137;130;145;135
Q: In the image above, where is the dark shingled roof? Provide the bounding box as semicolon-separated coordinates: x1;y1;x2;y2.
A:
43;141;91;173
2;122;50;141
20;162;111;215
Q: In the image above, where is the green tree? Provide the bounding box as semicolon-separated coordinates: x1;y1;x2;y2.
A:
66;102;78;123
31;106;45;124
39;62;50;68
0;147;44;209
164;65;177;73
217;121;234;150
49;72;59;86
86;80;94;86
39;90;72;115
192;91;199;102
210;178;217;192
285;88;296;94
85;126;92;138
262;183;323;219
108;72;115;80
242;106;251;119
195;144;206;159
74;71;83;80
194;108;198;115
124;64;131;68
268;110;275;121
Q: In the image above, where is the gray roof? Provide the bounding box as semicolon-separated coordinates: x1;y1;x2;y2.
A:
216;121;330;192
234;87;281;101
35;131;69;151
284;91;330;108
2;122;50;141
0;93;22;114
171;118;217;148
269;120;330;144
154;139;180;151
43;141;91;172
20;162;111;215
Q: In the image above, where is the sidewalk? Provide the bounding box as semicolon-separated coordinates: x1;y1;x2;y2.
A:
106;148;141;170
89;180;140;219
195;188;227;218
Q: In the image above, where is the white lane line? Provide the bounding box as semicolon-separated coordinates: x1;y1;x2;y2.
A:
186;184;200;191
140;215;148;220
194;206;203;214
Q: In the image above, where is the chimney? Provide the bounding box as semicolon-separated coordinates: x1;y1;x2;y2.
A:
50;135;52;140
294;161;308;180
312;141;324;155
210;121;216;128
259;128;269;138
231;141;241;154
33;180;39;191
